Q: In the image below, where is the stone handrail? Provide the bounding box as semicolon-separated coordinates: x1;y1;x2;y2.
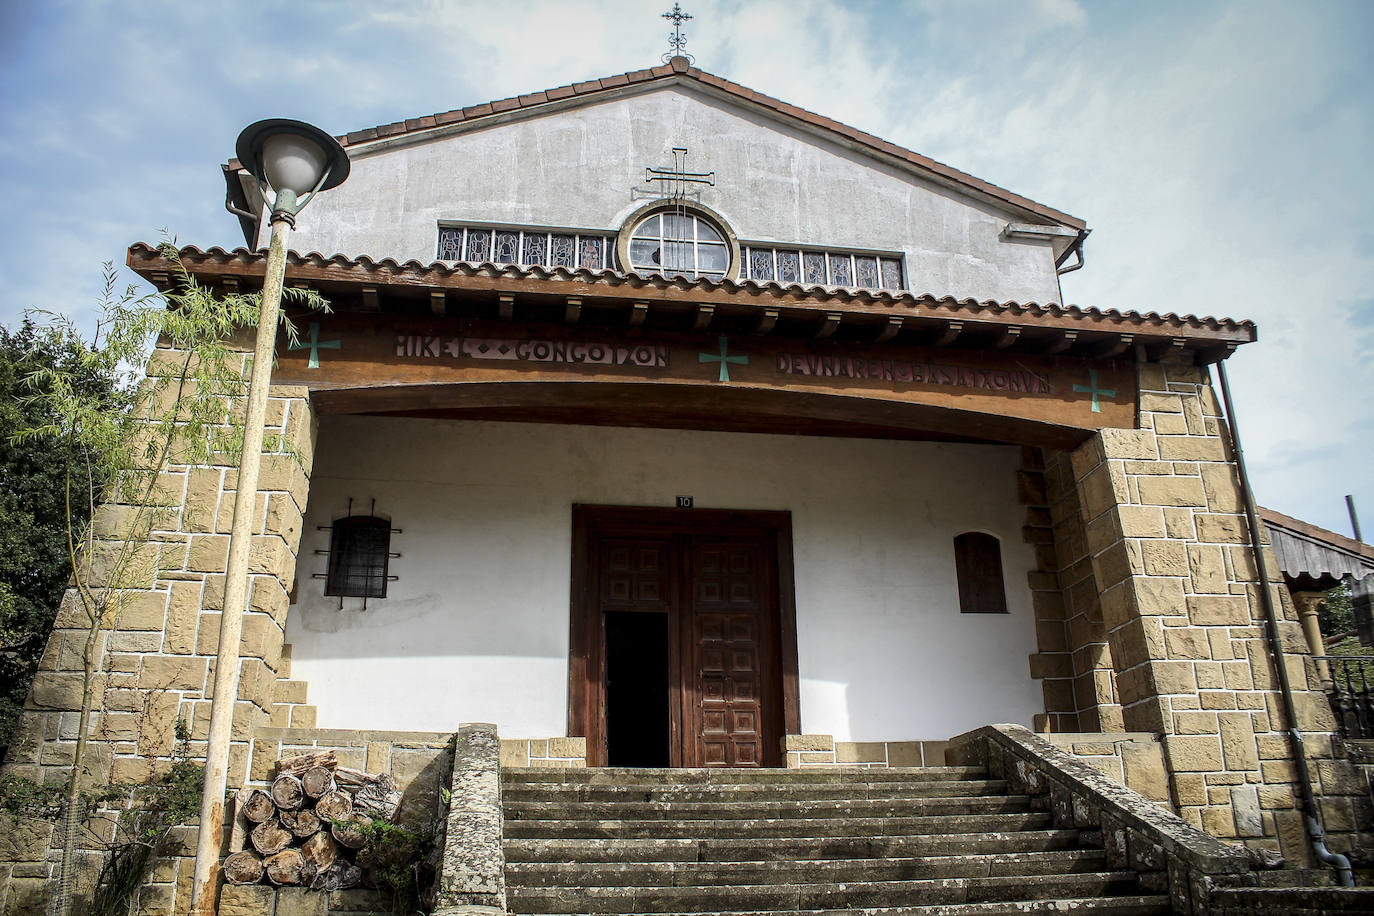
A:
948;724;1250;915
432;723;506;915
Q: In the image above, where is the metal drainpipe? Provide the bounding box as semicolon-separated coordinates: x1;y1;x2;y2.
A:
1215;359;1354;886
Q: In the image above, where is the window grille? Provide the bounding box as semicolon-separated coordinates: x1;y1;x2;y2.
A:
438;225;615;271
740;245;905;291
315;498;401;609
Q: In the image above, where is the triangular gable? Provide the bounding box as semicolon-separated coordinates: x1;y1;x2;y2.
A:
225;57;1084;246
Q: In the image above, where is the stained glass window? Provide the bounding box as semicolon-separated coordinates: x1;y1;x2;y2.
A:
551;234;576;268
438;228;463;260
325;516;392;599
829;253;853;286
881;258;903;290
749;248;775;282
494;231;520;263
856;256;880;289
522;233;547;266
803;251;828;285
777;250;801;284
464;229;491;263
579;237;604;270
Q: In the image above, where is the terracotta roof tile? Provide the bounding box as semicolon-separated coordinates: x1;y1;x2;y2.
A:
463;103;493;118
518;91;548;106
128;243;1257;351
489;97;520;113
546;84;576;101
601;73;630;89
572;79;601;93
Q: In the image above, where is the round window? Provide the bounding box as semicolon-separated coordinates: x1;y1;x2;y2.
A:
626;210;730;280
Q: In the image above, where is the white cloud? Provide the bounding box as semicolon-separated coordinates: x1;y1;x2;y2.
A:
0;0;1368;534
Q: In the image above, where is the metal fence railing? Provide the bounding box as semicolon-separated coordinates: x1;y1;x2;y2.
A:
1315;655;1374;739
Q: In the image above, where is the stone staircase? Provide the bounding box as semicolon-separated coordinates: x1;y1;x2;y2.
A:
500;766;1171;915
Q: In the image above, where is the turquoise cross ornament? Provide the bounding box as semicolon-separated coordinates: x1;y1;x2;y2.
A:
288;322;341;369
1073;369;1117;413
699;335;748;382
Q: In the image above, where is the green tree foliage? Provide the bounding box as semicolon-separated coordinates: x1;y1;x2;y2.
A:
0;320;123;756
1319;581;1356;639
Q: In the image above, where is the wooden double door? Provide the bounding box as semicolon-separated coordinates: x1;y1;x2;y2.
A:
570;506;798;768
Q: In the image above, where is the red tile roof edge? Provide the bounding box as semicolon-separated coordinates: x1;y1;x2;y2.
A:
227;58;1085;231
128;243;1255;335
1260;507;1374;563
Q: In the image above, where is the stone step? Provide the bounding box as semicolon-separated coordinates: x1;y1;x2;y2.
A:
504;829;1093;864
503;811;1055;840
501;780;1011;804
508;871;1147;913
506;849;1111;887
502;766;987;785
504;794;1034;821
526;899;1171;916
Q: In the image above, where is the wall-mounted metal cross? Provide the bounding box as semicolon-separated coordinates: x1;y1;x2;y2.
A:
645;147;714;201
289;321;341;369
699;335;748;382
1073;369;1117;413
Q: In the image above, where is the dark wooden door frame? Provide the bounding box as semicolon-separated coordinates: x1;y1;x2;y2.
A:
569;504;800;767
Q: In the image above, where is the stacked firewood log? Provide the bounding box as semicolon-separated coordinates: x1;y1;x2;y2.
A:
223;750;403;891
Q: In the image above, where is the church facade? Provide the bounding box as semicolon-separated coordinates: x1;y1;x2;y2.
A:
4;56;1370;911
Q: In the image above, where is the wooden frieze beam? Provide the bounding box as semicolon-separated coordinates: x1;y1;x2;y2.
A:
1043;330;1078;355
814;312;842;339
993;326;1023;350
754;308;779;335
360;286;380;312
932;320;964;347
874;316;904;343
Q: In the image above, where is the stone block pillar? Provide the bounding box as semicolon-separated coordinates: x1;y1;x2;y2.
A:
1065;361;1370;862
0;344;316;915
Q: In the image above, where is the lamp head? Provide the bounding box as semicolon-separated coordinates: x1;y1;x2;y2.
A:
235;118;350;214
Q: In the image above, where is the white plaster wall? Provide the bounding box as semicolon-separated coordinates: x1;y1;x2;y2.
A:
286;416;1046;741
282;84;1063;304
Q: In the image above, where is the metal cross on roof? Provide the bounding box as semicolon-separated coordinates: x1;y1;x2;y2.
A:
661;3;694;64
645;147;714;200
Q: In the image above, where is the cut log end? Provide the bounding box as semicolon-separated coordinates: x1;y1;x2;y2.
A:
223;850;264;886
302;764;335;799
314;789;353;823
270;773;306;811
241;788;276;824
249;818;293;857
264;848;305;886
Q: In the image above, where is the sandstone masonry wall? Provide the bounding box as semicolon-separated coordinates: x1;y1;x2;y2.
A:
0;346;315;916
1069;361;1372;862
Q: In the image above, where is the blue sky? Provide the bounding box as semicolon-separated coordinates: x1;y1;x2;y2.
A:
1;0;1370;537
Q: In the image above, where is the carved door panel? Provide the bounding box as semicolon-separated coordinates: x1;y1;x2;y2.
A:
684;537;775;768
572;507;792;769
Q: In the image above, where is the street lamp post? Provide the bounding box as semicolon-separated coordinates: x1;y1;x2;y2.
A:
189;119;348;916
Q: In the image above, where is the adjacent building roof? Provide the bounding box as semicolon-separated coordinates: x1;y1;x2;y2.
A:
1261;506;1374;591
224;56;1086;247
